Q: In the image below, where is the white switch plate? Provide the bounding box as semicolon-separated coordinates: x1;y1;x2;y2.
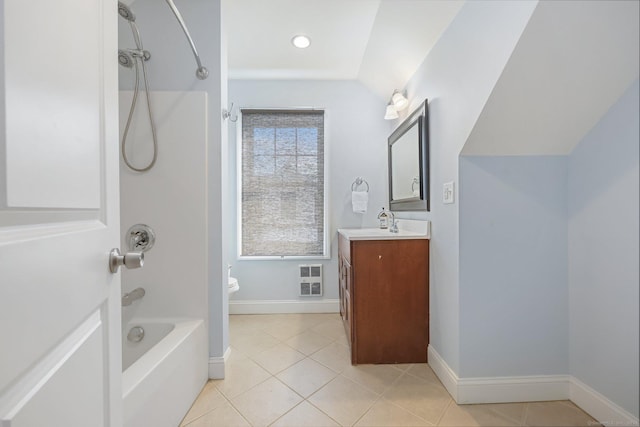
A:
443;181;455;204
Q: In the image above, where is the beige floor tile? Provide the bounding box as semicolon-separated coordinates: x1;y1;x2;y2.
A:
180;381;228;425
271;401;340;427
213;356;271;399
524;401;601;427
308;375;379;426
231;377;303;427
228;321;258;336
225;346;249;363
192;315;605;427
390;363;414;372
276;358;338;398
231;314;288;331
230;329;281;357
406;364;443;385
308;313;342;324
310;341;352;373
383;373;452;424
257;314;299;328
229;315;264;333
251;343;306;374
439;402;526;426
355;399;432;426
183;402;250;427
263;321;310;341
286;330;334;355
342;363;404;395
312;319;348;340
333;330;349;347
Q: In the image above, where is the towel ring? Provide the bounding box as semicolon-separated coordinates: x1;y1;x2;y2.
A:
411;177;419;192
351;177;369;192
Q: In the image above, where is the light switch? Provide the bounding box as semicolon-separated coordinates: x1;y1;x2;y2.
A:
443;181;454;204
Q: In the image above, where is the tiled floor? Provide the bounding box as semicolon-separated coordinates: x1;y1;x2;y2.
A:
180;314;600;427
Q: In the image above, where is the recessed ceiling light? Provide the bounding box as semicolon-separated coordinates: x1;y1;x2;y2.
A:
291;35;311;49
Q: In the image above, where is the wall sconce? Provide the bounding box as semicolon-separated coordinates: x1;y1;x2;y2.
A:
384;101;399;120
384;90;409;120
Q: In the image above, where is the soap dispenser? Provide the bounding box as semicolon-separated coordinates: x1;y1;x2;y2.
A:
377;207;389;229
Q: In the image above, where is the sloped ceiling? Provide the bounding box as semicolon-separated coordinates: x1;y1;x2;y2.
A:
462;0;640;155
223;0;463;100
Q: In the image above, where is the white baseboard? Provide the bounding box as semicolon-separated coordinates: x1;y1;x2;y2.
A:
456;374;570;404
427;345;638;426
429;345;567;404
427;345;459;401
229;299;340;314
570;377;639;427
208;347;231;379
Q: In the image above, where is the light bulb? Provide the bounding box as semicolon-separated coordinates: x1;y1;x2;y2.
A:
291;35;311;49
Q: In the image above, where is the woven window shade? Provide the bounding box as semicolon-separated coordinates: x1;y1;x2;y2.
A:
241;110;325;257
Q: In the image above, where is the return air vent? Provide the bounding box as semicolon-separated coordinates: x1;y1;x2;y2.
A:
299;264;322;296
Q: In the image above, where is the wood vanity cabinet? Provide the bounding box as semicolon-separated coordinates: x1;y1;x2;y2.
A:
338;233;429;365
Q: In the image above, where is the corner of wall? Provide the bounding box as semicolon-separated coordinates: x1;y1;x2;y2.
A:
208;346;231;380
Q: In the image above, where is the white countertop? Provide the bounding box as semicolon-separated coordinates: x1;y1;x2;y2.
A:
338;220;430;240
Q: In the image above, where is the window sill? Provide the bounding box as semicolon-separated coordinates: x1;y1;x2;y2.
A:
238;255;331;261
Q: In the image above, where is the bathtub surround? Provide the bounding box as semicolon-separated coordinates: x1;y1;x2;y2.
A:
119;91;209;425
119;0;230;380
119;91;208;321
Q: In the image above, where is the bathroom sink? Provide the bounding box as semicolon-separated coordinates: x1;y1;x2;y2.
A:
338;220;430;240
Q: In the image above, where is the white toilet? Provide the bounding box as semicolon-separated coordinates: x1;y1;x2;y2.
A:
228;264;239;295
228;276;239;295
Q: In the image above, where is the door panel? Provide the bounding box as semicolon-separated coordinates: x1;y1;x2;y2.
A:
5;312;104;427
3;0;102;209
0;0;120;425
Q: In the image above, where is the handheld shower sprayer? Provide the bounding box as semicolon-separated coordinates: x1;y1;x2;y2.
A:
118;2;136;22
118;2;158;172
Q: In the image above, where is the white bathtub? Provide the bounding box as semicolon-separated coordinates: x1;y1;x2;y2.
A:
122;318;208;427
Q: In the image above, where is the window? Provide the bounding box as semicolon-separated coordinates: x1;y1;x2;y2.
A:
239;109;326;258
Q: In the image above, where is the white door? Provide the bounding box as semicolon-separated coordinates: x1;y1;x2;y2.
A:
0;1;121;426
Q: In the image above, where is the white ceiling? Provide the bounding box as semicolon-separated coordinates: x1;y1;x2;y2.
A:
223;0;463;100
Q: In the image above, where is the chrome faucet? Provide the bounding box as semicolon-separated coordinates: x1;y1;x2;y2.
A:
122;287;146;306
389;212;399;233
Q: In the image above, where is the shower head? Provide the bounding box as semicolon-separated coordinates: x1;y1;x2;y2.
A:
118;2;136;22
118;50;134;68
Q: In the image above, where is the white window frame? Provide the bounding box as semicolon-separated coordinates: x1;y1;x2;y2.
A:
236;107;330;260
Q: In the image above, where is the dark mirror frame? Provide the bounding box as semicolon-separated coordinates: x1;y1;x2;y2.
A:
388;99;430;212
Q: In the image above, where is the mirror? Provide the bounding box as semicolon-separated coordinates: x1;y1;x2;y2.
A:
388;99;429;211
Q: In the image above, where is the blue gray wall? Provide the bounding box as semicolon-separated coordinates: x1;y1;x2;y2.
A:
400;0;538;373
459;156;568;377
568;79;639;417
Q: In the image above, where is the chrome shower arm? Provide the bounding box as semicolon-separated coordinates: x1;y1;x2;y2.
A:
165;0;209;80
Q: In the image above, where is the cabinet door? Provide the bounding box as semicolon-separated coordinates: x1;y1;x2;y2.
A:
352;240;429;363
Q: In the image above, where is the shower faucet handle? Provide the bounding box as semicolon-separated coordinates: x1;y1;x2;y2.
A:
109;248;144;273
